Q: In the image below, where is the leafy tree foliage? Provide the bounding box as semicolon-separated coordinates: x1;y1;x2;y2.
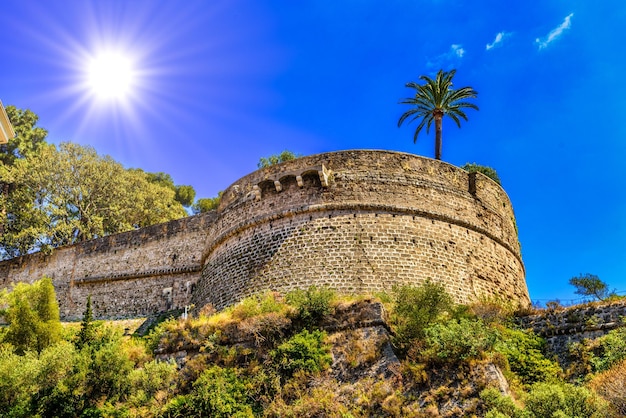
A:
192;192;223;214
174;185;196;207
0;105;48;165
398;69;478;160
462;162;501;185
257;150;301;168
0;106;50;257
138;170;196;207
0;277;62;354
1;142;187;258
76;295;95;350
569;273;612;301
1;106;195;259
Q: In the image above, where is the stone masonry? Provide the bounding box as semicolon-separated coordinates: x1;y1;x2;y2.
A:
0;150;529;320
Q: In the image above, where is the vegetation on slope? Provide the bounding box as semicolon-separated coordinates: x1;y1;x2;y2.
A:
0;279;624;417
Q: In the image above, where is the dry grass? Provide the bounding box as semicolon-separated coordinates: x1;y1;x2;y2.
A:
589;359;626;416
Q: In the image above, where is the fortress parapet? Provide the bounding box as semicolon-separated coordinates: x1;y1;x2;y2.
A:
0;150;529;319
193;150;528;310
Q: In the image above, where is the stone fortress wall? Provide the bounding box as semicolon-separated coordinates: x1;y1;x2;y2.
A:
0;150;529;320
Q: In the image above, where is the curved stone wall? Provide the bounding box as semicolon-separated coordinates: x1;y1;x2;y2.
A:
0;150;529;319
192;150;528;310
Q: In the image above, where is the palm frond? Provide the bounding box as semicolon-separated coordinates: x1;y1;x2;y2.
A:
398;68;478;158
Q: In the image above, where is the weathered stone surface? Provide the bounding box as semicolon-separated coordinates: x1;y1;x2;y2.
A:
519;300;626;364
0;150;528;320
194;150;527;310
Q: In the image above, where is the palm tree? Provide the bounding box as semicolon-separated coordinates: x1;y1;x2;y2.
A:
398;69;478;160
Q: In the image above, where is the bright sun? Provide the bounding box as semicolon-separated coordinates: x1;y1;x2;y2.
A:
86;52;136;101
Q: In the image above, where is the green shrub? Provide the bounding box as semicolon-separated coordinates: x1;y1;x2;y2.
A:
257;150;301;168
161;366;254;418
480;387;520;417
524;382;609;418
86;339;134;403
495;328;562;386
286;286;335;328
271;329;332;377
0;277;62;354
423;318;499;363
481;382;609;418
391;281;453;352
462;162;501;185
591;327;626;372
0;344;39;417
128;359;178;407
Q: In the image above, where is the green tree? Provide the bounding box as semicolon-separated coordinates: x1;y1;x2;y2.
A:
139;170;196;207
462;162;501;185
174;185;196;207
76;295;95;349
0;106;49;258
0;277;62;354
257;150;301;168
2;142;187;256
192;191;223;214
0;105;48;166
398;69;478;160
569;273;612;301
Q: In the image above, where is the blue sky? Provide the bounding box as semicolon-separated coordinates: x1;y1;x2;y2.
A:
1;1;625;304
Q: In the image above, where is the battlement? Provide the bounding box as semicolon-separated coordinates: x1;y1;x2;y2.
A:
0;150;529;319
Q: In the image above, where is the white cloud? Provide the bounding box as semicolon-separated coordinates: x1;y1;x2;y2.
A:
486;31;511;50
451;44;465;58
426;44;465;68
536;13;574;50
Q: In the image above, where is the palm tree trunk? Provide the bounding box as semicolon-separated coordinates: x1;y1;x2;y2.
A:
434;110;443;160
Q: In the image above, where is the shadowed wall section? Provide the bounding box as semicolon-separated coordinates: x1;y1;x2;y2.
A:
192;150;528;310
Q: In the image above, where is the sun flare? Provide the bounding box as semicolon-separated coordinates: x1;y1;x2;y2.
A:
86;52;136;101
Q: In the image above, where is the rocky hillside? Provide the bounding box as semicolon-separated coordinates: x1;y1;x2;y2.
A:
1;280;624;417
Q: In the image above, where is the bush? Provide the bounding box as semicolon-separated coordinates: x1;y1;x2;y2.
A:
480;387;520;417
286;286;335;328
462;163;501;185
495;328;562;386
257;150;301;168
161;366;254;418
423;318;499;363
391;281;453;352
271;329;332;378
128;359;178;408
0;344;39;417
567;325;626;375
591;327;626;372
524;382;609;418
481;382;609;418
0;277;62;354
